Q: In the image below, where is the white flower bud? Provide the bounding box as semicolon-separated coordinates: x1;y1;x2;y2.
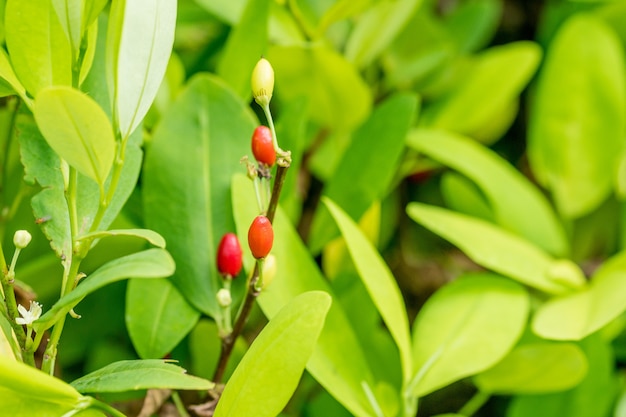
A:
216;288;232;308
13;230;32;249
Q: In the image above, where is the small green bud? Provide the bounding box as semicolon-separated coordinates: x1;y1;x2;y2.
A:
546;259;586;290
261;254;277;290
216;288;232;308
251;58;274;106
13;230;32;249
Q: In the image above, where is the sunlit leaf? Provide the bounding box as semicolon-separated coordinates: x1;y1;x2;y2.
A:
410;273;529;397
214;292;331;417
77;229;166;248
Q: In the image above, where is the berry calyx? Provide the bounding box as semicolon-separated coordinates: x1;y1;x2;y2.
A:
217;233;243;278
248;216;274;259
251;125;276;167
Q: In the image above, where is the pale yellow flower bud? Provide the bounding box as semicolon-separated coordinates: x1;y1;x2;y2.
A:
251;58;274;107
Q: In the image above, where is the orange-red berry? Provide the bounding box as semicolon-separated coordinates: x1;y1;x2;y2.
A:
251;126;276;166
217;233;243;278
248;216;274;259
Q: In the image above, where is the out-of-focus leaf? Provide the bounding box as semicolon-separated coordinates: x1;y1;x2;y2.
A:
345;0;423;68
528;14;625;218
310;93;418;252
507;335;616;417
440;172;493;221
143;74;256;318
216;0;269;100
0;358;83;413
232;174;378;417
406;203;584;294
268;43;371;131
71;360;213;393
107;0;176;139
410;273;529;397
443;0;502;53
533;251;626;340
5;0;72;95
33;86;115;187
420;41;541;137
33;249;175;333
324;198;412;382
0;313;19;360
407;129;568;256
474;342;587;394
214;292;331;417
318;0;373;34
126;278;200;359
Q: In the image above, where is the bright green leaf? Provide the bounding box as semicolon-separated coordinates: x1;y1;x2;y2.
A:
71;360;213;393
33;248;175;333
5;0;72;95
33;86;116;187
407;128;568;256
52;0;83;58
268;43;372;131
0;313;19;360
143;74;256;318
528;14;625;218
533;250;626;340
0;49;29;105
232;174;378;417
420;41;541;137
507;335;616;417
310;93;418;252
108;0;176;139
410;273;529;397
443;0;502;53
440;172;493;221
77;228;166;248
324;197;412;383
214;291;331;417
345;0;423;68
126;278;200;359
474;342;588;394
217;0;270;100
406;203;583;294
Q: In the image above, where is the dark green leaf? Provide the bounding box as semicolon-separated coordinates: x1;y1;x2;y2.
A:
126;278;200;359
71;360;213;393
143;74;257;318
33;248;175;333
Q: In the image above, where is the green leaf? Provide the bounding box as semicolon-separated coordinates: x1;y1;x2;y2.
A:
71;360;213;393
232;174;378;417
0;357;82;406
528;14;626;218
443;0;502;53
33;248;175;333
267;43;372;131
52;0;83;59
324;197;412;383
310;93;418;252
5;0;72;95
410;273;529;397
214;291;331;417
533;250;626;340
420;41;541;137
474;342;588;394
143;74;256;318
0;313;20;360
407;129;568;257
507;335;616;417
108;0;176;139
77;228;166;248
440;172;493;221
0;48;30;105
345;0;423;68
216;0;270;100
318;0;372;33
126;278;200;359
33;86;116;187
406;203;584;294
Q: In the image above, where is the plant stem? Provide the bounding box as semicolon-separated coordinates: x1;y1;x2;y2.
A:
172;391;191;417
212;162;290;384
458;390;491;416
0;249;31;364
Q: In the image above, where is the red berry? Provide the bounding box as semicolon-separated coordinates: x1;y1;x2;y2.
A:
248;216;274;259
217;233;243;278
251;126;276;166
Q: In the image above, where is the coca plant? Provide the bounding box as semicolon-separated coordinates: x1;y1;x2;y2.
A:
2;1;626;417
